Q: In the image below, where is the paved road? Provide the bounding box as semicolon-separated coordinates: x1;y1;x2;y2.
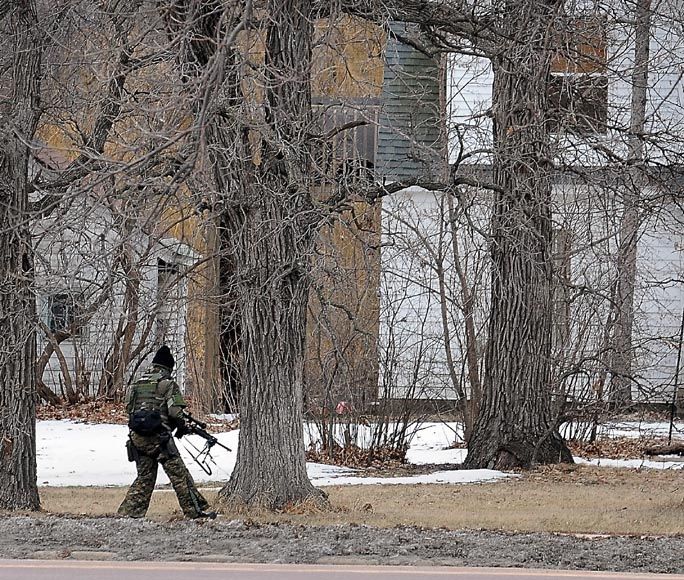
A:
1;561;683;580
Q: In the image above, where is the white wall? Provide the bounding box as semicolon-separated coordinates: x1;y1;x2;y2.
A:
379;187;490;400
446;6;684;166
34;194;198;398
379;185;684;404
424;4;684;404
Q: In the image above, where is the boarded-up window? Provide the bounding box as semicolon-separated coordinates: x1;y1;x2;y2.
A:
312;104;379;185
549;16;608;134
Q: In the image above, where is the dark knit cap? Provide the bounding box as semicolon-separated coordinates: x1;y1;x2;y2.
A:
151;345;174;370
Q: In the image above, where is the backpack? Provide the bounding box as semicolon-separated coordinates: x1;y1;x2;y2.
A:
127;372;168;436
128;409;163;436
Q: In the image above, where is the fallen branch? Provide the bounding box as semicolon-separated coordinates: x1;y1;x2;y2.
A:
644;443;684;456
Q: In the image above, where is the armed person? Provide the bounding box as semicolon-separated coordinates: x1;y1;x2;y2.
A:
118;345;216;519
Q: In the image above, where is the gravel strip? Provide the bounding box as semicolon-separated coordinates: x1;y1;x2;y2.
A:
0;515;682;573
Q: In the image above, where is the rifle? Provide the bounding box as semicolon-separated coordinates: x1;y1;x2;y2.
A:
177;411;232;475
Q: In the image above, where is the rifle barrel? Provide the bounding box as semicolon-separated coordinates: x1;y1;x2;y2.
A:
185;412;208;429
215;440;232;452
189;424;232;452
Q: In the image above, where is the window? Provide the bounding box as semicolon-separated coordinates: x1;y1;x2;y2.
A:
46;293;81;335
156;258;182;343
549;16;608;135
157;258;180;293
311;103;379;185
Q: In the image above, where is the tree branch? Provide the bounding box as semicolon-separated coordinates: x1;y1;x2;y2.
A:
333;0;497;53
0;0;11;21
31;0;143;199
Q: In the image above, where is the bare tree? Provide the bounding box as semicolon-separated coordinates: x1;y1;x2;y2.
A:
321;0;577;468
451;0;573;469
150;0;328;508
0;0;42;510
215;0;330;509
607;0;651;406
27;0;196;406
349;0;682;464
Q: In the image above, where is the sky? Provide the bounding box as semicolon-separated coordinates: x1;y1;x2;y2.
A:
36;419;683;488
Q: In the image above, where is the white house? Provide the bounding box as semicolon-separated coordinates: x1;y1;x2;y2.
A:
378;3;684;406
32;188;200;401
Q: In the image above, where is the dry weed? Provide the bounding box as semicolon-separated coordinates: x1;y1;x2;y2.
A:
37;465;684;535
568;436;684;459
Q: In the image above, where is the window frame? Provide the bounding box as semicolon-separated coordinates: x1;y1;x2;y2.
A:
45;291;83;337
548;15;609;136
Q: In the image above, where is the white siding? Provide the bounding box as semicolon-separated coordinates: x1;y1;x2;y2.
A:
632;210;684;398
379;187;490;400
446;54;493;164
380;185;684;404
431;5;684;405
34;194;199;397
446;9;684;166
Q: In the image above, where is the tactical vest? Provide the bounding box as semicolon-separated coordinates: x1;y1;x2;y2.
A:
128;371;169;435
130;371;168;413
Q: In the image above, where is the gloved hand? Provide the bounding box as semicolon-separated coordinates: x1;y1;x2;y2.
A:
174;423;190;439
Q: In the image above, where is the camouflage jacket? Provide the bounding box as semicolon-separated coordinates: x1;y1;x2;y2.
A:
125;364;186;430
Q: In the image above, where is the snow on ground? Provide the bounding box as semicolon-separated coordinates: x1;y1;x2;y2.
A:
36;419;683;488
36;420;488;487
575;456;684;469
311;469;510;486
599;420;683;439
561;420;684;440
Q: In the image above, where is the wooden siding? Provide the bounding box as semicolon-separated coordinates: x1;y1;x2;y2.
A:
185;17;386;412
303;18;385;414
400;11;684;403
376;22;445;181
379;188;490;400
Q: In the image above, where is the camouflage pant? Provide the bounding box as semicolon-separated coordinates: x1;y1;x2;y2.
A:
117;433;210;518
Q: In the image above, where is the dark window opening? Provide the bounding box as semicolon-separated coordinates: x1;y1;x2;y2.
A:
549;15;608;135
337;157;375;182
548;74;608;134
157;258;180;288
47;293;81;335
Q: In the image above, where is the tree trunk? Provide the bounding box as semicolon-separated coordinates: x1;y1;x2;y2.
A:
36;338;65;406
0;0;41;510
209;0;325;509
218;3;325;510
609;0;651;408
464;0;573;470
218;217;242;413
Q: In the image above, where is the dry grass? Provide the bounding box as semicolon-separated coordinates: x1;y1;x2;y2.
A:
35;464;684;536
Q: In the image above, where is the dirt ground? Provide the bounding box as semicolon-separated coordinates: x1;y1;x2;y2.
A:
1;464;683;573
1;513;683;573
